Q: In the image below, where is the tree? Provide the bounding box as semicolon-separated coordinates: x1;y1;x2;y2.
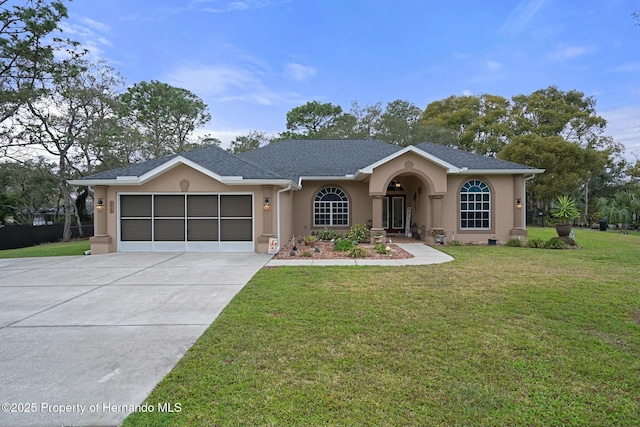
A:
499;134;604;208
421;94;511;155
596;191;639;229
0;157;58;224
15;59;122;240
284;100;346;137
119;80;211;159
229;130;268;154
376;99;433;146
0;0;81;127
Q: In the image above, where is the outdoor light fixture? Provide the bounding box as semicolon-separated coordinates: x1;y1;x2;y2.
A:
394;181;401;189
263;197;271;210
96;198;105;211
516;198;522;209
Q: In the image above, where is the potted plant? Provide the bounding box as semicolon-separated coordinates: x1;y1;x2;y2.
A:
302;234;316;246
550;195;580;237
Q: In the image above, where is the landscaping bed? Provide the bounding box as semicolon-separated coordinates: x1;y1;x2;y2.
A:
273;240;414;260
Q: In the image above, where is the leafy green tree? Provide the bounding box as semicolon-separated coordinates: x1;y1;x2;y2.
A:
16;59;121;240
421;94;511;155
0;158;58;224
596;191;639;228
499;134;604;207
284;100;346;137
229;130;269;154
119;80;211;159
0;0;80;126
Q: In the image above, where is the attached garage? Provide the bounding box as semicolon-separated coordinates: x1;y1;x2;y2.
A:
118;193;254;252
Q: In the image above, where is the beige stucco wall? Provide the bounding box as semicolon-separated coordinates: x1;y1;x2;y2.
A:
290;180;371;238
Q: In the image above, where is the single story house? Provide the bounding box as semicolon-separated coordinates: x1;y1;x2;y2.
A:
69;139;544;254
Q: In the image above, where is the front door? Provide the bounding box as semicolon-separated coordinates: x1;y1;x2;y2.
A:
382;195;405;234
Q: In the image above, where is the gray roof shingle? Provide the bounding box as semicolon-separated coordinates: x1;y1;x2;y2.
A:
77;139;540;183
239;139;401;181
416;142;539;171
78;144;282;181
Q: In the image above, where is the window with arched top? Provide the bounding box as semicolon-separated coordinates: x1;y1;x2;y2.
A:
460;180;491;229
314;187;349;226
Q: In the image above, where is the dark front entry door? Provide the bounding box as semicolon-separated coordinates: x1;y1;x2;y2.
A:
382;195;405;234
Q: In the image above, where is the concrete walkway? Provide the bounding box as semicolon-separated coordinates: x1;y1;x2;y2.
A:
0;252;272;427
266;243;454;266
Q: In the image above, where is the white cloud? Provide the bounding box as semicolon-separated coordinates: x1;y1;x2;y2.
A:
609;62;640;73
601;107;640;157
284;63;317;81
163;64;300;105
501;0;546;35
462;90;474;96
59;19;112;61
551;44;591;61
485;60;503;71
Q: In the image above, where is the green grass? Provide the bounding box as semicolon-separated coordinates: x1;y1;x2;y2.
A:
0;240;90;258
124;228;640;427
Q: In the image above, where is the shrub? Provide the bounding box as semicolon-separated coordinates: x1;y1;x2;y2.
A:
300;250;313;257
448;240;463;246
526;238;546;249
316;228;342;241
545;237;569;249
347;223;369;243
348;246;369;258
505;238;524;247
333;238;355;252
374;243;389;254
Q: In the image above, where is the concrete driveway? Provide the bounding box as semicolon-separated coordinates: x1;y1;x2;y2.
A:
0;252;272;427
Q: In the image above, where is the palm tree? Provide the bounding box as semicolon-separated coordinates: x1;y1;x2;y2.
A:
596;191;639;230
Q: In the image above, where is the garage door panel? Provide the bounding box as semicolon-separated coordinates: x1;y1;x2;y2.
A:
187;219;218;241
121;219;152;241
220;219;252;241
154;195;185;217
188;195;218;217
121;195;151;217
220;195;252;217
154;219;185;241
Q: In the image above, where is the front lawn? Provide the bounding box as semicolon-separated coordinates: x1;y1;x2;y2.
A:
0;240;90;258
124;228;640;427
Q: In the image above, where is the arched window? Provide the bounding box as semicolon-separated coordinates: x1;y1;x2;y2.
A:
460;180;491;229
314;187;349;226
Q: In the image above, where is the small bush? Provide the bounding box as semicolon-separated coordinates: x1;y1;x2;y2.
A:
316;228;343;241
300;250;313;257
346;223;370;243
348;246;369;258
333;238;355;252
374;243;389;254
505;238;524;247
526;238;546;249
545;237;570;249
448;240;463;246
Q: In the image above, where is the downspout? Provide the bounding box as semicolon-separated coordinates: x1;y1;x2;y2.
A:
524;175;536;228
276;184;292;251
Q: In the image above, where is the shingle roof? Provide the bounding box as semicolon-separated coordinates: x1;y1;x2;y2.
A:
77;144;282;181
77;139;540;183
239;139;401;181
416;142;539;171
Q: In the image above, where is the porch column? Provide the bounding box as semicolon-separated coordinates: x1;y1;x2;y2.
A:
93;186;108;236
89;186;112;254
370;195;385;240
513;175;525;229
429;195;444;229
510;175;527;238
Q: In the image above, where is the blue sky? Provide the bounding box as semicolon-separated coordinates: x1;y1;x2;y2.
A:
63;0;639;157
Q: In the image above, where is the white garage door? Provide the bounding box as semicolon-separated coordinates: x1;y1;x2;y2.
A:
118;193;254;252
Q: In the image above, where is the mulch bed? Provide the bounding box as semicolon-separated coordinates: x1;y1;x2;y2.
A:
273;241;414;260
